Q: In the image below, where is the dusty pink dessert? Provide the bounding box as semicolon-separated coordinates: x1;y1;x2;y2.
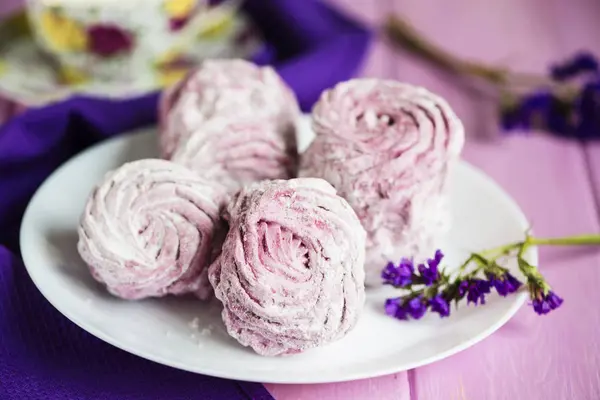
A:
301;79;465;286
209;178;366;356
158;59;299;161
77;159;226;300
171;118;297;192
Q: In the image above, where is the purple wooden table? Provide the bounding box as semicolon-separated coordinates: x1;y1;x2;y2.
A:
3;0;600;399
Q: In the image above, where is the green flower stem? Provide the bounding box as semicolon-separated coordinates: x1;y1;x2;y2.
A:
528;235;600;246
480;243;520;259
384;14;576;92
479;234;600;259
517;242;529;259
457;254;477;273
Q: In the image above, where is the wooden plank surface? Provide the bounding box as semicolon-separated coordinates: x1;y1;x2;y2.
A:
381;1;600;400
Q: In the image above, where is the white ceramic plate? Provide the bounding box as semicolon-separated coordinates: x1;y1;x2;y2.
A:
20;118;536;384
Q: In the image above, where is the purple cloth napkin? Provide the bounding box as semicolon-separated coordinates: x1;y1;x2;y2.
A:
0;1;370;399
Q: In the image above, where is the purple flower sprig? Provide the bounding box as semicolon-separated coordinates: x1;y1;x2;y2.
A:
494;51;600;140
383;232;600;322
382;249;444;288
383;251;522;321
383;16;600;140
518;256;563;315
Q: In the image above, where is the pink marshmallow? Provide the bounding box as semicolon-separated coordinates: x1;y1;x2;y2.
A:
171;118;298;193
158;59;299;161
209;178;366;356
301;79;465;286
77;159;227;300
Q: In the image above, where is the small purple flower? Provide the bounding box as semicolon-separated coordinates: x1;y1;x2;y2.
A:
546;97;572;135
489;272;522;296
457;280;469;297
169;16;190;32
575;79;600;140
87;24;133;58
465;279;491;305
430;249;444;265
418;263;437;285
500;103;527;131
521;91;552;115
382;259;414;287
551;52;599;81
501;92;573;136
417;250;443;285
524;92;572;134
406;296;428;319
429;294;450;318
385;298;408;320
532;291;563;315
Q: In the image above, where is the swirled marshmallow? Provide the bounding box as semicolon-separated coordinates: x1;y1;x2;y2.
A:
77;159;226;300
209;178;366;356
301;79;465;285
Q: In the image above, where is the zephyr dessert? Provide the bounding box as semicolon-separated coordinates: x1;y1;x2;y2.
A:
77;71;466;357
77;159;226;300
301;79;465;286
209;178;366;356
159;58;299;162
170;118;297;192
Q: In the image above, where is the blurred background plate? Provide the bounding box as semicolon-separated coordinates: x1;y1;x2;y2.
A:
0;10;263;106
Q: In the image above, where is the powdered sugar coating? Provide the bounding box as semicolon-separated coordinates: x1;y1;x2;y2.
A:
158;59;299;160
209;178;366;356
171;118;297;193
301;79;465;286
77;159;226;300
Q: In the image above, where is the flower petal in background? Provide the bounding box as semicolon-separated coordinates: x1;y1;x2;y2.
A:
58;65;90;86
87;24;134;57
501;52;600;140
164;0;197;19
575;79;600;139
551;51;599;81
39;9;88;52
501;91;573;137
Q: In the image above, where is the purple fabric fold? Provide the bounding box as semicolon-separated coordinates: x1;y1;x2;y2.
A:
0;0;371;398
0;248;273;400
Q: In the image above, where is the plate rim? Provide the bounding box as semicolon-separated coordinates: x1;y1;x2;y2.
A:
19;127;537;384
